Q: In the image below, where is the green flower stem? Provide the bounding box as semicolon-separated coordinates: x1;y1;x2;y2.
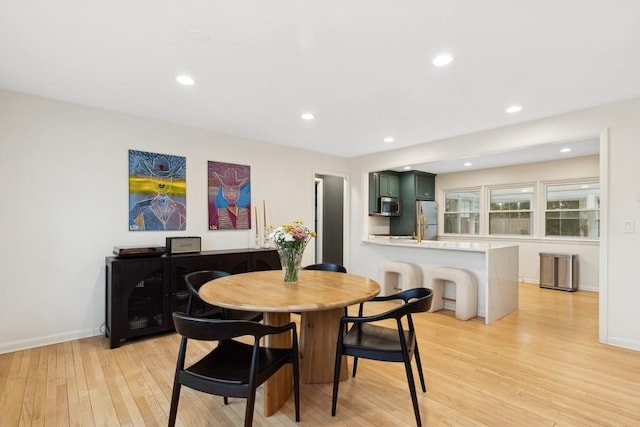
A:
277;242;308;284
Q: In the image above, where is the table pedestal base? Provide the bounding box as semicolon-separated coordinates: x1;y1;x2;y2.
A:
262;308;348;416
263;312;293;417
300;308;348;383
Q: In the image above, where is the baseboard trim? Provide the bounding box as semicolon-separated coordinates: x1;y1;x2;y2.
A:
0;328;103;355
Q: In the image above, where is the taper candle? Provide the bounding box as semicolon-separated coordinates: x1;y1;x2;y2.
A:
263;200;267;228
254;206;259;237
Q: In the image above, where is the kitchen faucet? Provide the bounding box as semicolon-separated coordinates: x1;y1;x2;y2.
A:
414;202;426;243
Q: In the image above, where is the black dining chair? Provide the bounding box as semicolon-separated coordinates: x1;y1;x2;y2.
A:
331;287;433;427
184;270;263;322
297;263;348;317
168;312;300;427
303;263;347;273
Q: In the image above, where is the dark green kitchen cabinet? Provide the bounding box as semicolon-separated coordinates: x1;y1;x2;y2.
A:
369;171;400;214
412;171;436;200
390;171;437;235
379;173;400;197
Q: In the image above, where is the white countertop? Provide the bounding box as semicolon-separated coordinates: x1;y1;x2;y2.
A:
364;236;518;252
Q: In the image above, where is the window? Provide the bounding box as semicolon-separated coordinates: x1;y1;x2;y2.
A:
545;182;599;238
444;190;480;234
489;186;534;236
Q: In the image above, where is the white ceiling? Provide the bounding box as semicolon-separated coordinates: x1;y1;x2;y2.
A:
395;136;601;174
1;1;639;168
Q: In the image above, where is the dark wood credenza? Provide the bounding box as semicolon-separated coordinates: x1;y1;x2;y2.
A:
105;248;280;348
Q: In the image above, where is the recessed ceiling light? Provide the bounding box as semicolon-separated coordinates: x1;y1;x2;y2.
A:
464;162;472;167
403;166;412;170
432;53;453;67
176;75;195;86
301;112;315;120
505;105;522;114
560;148;572;153
384;137;395;143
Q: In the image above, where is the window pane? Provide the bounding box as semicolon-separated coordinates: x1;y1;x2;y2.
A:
445;198;459;212
490;212;531;235
444;213;459;233
444;213;479;234
491;187;533;200
489;186;533;235
445;192;479;212
444;191;480;235
547;200;561;210
546;210;599;237
546;183;600;210
461;213;480;234
545;182;599;238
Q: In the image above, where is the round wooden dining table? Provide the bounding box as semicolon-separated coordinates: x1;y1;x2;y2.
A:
199;269;380;416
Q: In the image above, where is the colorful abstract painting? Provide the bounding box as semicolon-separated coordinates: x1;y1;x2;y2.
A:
208;161;251;230
128;150;187;231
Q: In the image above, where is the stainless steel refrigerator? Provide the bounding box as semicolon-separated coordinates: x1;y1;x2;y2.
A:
389;199;438;238
417;200;438;240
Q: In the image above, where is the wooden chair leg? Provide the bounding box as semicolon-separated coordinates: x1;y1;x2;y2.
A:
352;357;359;377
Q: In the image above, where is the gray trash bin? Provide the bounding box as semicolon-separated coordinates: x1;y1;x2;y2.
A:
539;253;578;291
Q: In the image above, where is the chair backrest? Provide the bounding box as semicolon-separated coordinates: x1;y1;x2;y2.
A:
396;287;433;316
184;270;230;295
394;287;432;306
169;311;299;426
184;270;230;316
172;312;293;342
303;263;347;273
364;287;433;321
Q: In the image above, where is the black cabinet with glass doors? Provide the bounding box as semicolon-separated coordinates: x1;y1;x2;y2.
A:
105;248;280;348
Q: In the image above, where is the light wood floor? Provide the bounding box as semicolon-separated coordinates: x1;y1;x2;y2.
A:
1;283;639;426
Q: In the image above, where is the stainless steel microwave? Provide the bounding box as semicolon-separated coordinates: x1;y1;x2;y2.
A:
377;197;401;216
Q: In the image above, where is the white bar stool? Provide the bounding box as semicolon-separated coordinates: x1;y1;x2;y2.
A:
426;267;477;320
377;261;423;296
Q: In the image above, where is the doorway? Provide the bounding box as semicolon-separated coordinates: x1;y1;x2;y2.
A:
314;173;347;266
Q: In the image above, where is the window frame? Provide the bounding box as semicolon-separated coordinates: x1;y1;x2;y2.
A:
542;178;600;240
442;188;482;235
439;177;600;242
486;183;536;237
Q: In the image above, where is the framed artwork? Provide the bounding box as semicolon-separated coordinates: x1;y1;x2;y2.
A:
128;150;187;231
208;161;251;230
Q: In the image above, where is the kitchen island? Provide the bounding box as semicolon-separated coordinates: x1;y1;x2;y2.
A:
363;237;519;324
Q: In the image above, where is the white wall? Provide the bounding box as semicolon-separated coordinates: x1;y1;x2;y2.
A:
436;155;599;290
3;89;640;354
348;97;640;352
0;89;349;353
